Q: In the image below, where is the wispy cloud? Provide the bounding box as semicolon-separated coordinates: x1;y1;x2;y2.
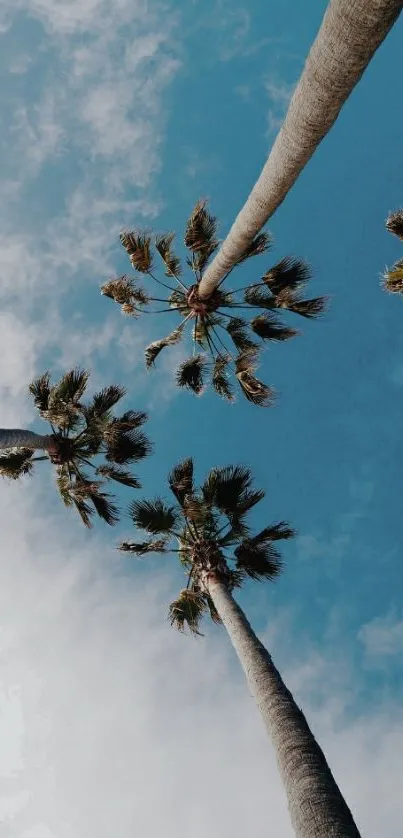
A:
358;611;403;659
265;76;295;135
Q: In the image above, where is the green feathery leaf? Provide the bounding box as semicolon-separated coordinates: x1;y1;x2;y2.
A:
129;497;179;533
383;260;403;294
169;589;206;635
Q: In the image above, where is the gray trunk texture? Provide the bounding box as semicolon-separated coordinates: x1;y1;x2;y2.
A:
198;0;402;298
0;429;53;451
207;577;361;838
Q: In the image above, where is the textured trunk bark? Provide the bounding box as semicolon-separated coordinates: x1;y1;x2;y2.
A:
0;429;53;451
198;0;402;298
207;576;361;838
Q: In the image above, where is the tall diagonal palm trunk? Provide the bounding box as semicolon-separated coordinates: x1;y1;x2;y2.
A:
207;576;361;838
198;0;402;299
0;429;53;450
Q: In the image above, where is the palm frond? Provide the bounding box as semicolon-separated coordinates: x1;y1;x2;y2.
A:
120;231;153;273
155;232;182;276
168;589;206;635
234;540;283;581
251;313;299;342
89;490;120;526
129;497;179;533
96;464;140;489
29;372;51;415
244;286;275;309
235;350;274;407
236;232;271;263
50;368;89;405
168;458;194;505
262;257;310;294
204;593;222;624
56;472;94;527
274;290;328;319
212;354;234;402
85;385;126;423
251;521;296;543
225;318;258;352
386;210;403;240
119;538;168;555
169;289;187;311
383;260;403;294
183;494;208;528
0;449;35;480
176;355;208;395
184;200;218;272
145;327;184;369
114;410;148;430
202;465;253;515
104;426;152;465
100;276;149;314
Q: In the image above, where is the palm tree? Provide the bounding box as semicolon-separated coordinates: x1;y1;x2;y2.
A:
383;209;403;294
101;201;326;407
121;459;361;837
0;368;152;527
197;0;402;299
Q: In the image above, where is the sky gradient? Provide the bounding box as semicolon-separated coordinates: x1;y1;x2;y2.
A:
0;1;403;836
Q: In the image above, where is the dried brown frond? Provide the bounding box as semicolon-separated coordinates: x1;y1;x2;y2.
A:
386;210;403;241
235;349;274;407
237;232;271;263
383;260;403;294
185;200;218;272
155;232;182;277
145;327;184;368
120;231;153;273
226;318;258;352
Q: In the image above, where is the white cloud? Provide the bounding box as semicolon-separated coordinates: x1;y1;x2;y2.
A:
359;612;403;658
265;77;295;135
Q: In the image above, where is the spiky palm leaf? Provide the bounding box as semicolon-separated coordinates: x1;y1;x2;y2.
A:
226;318;259;352
168;458;194;505
0;449;35;479
235;350;275;407
234;540;283;581
145;327;184;368
251;313;299;342
176;355;208;394
169;589;206;635
29;372;51;415
185;200;218;272
155;232;182;277
119;538;168;555
262;257;310;294
120;232;153;273
237;232;271;263
129;498;178;534
212;355;234;402
104;426;152;465
383;259;403;294
386;210;403;240
273;290;328;318
96;465;140;489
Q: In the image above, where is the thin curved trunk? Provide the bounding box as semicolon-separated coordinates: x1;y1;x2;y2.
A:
198;0;402;299
207;576;361;838
0;429;53;451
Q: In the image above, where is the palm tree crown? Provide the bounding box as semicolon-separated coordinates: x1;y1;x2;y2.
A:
120;458;295;633
101;200;327;407
0;369;152;527
383;209;403;295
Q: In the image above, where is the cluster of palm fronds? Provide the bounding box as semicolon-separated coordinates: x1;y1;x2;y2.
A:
383;209;403;295
0;369;151;527
120;458;295;634
101;200;327;407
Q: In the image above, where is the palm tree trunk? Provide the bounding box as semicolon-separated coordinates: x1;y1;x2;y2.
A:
198;0;402;299
207;575;361;837
0;429;53;451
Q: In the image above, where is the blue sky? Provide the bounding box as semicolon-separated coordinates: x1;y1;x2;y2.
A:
0;1;403;836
